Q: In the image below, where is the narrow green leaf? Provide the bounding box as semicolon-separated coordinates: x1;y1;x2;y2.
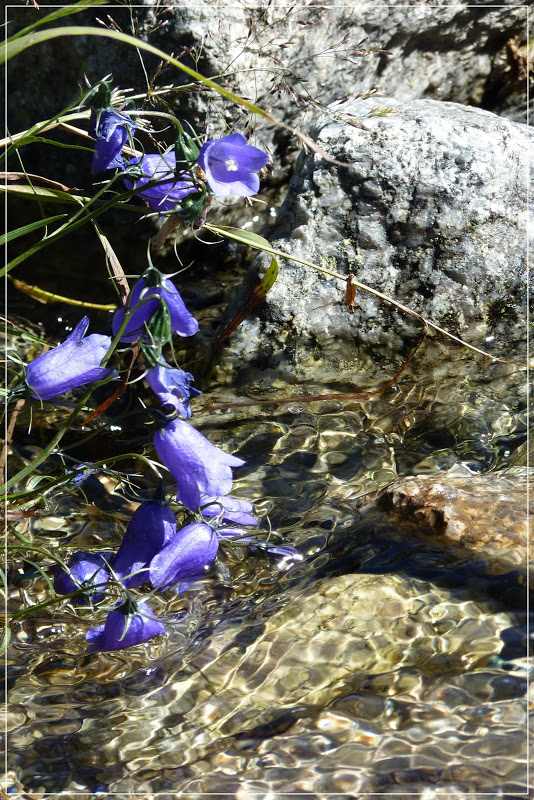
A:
2;183;85;205
2;26;274;122
207;224;279;256
210;225;273;251
1;213;67;245
257;255;279;295
26;475;50;491
0;626;11;657
7;0;108;42
20;136;94;152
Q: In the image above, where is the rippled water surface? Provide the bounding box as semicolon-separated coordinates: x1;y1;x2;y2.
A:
5;353;531;799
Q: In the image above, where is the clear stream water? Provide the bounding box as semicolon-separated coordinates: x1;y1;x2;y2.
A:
4;336;531;800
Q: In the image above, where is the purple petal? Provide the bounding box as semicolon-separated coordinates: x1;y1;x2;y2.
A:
91;109;135;174
112;277;198;343
112;279;160;343
86;601;165;653
149;522;218;590
198;133;268;198
207;141;268;181
112;501;177;588
65;316;90;342
203;173;260;198
53;551;111;604
159;277;199;337
25;320;113;400
124;152;196;211
146;359;201;418
154;419;244;511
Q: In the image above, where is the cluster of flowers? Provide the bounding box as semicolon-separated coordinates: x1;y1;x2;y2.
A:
20;100;297;653
90;102;269;212
25;273;299;652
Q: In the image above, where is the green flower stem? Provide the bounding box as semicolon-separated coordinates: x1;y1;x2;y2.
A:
4;179;144;276
6;452;162;505
2;302;136;498
2;291;168;500
7;531;69;571
9;581;112;621
2;388;97;497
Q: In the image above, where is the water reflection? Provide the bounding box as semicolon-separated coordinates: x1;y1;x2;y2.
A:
5;360;530;798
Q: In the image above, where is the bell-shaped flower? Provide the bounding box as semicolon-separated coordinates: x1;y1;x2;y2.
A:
53;551;112;604
197;132;269;198
89;107;136;174
25;317;113;400
124;152;197;212
149;521;218;591
86;599;165;653
146;359;201;418
112;276;198;344
111;500;177;588
154;418;245;511
200;495;258;527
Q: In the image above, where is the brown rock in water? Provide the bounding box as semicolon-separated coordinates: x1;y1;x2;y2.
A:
376;467;531;573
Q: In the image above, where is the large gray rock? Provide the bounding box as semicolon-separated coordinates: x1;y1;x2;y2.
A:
143;0;530;130
207;97;531;394
6;1;529;180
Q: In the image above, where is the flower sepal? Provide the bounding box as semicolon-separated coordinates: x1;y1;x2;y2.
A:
175;128;200;164
174;187;208;224
85;597;166;653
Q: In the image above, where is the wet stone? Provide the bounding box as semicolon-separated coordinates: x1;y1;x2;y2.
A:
60;570;518;790
372;466;531;574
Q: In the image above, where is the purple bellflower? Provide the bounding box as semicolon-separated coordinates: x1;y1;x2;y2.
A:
86;599;165;653
25;317;113;400
146;359;201;418
197;132;269;198
112;276;198;344
111;501;177;588
89;107;136;174
124;152;197;212
53;551;112;604
149;521;218;591
154;418;245;511
201;495;258;527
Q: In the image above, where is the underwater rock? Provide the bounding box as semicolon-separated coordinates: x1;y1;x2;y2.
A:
69;571;514;789
209;97;530;394
375;466;531;574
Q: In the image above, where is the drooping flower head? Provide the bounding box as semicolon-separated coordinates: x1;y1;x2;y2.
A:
25;317;113;400
53;551;112;604
146;359;202;418
112;273;198;344
197;133;269;198
154;418;245;511
86;599;165;653
89;107;136;174
149;521;218;591
111;500;177;588
124;152;197;212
